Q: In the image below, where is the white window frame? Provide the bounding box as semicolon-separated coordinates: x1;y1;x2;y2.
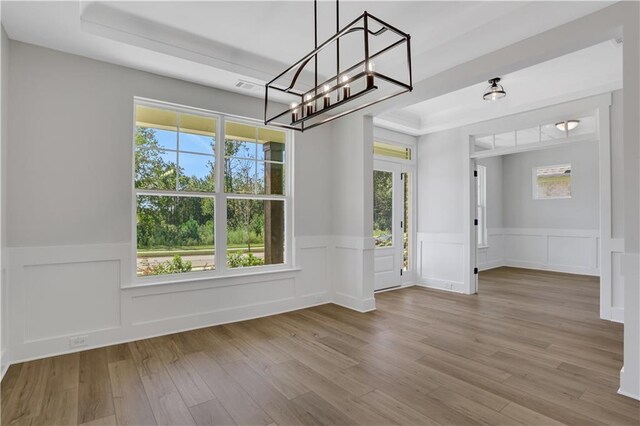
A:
131;98;293;286
476;165;488;248
532;163;572;200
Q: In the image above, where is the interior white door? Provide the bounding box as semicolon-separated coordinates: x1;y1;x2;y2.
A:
373;161;403;291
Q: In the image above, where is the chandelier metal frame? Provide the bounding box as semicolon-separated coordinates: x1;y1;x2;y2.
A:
264;0;413;132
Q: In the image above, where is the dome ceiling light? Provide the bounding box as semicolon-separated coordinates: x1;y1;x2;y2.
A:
264;0;413;132
555;120;580;132
483;77;507;101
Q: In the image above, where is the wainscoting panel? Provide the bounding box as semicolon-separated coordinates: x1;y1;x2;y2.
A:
478;228;600;276
6;236;335;363
416;233;466;292
24;260;121;342
505;233;547;266
547;235;596;270
128;278;296;326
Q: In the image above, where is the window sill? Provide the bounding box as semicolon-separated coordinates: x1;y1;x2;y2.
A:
122;267;301;290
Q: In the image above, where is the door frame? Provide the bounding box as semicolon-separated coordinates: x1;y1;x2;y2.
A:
463;93;618;322
372;134;417;290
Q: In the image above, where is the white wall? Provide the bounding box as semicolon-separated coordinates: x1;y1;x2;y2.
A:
5;41;336;363
0;16;8;376
502;142;599;229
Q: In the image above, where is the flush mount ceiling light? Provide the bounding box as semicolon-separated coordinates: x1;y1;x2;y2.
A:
483;77;506;101
555;120;580;132
264;0;413;132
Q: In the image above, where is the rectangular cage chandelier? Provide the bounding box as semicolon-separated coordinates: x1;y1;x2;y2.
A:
264;0;413;132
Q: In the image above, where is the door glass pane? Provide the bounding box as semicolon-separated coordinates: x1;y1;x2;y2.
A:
494;131;516;148
402;172;410;270
516;127;540;145
474;135;493;152
374;141;411;160
373;170;393;248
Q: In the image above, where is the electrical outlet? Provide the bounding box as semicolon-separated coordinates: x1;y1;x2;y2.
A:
69;335;88;349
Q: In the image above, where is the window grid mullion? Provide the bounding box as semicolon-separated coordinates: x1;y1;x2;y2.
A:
176;113;181;192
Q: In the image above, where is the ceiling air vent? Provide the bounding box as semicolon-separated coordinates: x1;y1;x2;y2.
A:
235;80;260;91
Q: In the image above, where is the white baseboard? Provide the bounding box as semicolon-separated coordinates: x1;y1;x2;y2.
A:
478;260;504;271
11;294;331;365
617;388;640;401
504;260;599;276
1;349;8;381
333;292;376;313
610;307;625;323
416;277;467;294
618;367;640;400
375;283;416;294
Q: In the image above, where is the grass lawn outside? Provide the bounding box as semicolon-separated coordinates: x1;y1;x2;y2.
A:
138;244;265;258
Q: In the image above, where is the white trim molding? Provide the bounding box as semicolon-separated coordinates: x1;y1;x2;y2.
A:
476;228;600;275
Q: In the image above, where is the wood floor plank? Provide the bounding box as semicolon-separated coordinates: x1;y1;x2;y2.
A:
2;267;635;426
151;336;215;407
222;359;319;425
33;387;79;426
108;359;156;426
77;348;115;425
189;399;236;426
227;335;310;399
358;389;439;425
290;392;357;425
499;402;566;426
186;351;273;426
128;338;165;377
141;370;197;425
79;414;118;426
2;358;52;425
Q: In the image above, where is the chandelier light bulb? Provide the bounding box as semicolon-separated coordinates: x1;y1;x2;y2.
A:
304;94;314;116
341;75;351;99
365;61;375;87
290;102;300;123
323;85;331;108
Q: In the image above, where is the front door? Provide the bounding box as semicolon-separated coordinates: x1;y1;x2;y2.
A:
373;160;403;291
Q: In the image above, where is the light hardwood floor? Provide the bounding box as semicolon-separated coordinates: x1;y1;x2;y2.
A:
2;267;638;425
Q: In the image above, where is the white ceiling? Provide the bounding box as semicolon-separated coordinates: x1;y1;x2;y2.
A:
374;38;623;135
2;1;614;104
